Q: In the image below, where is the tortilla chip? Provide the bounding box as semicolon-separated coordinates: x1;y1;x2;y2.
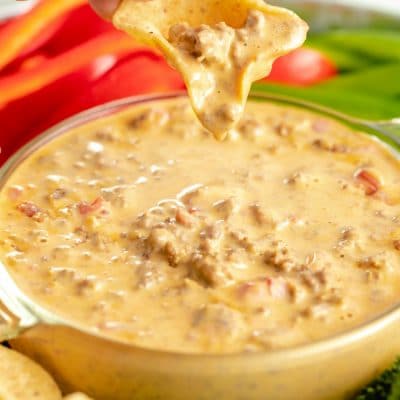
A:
113;0;304;42
0;345;62;400
113;0;307;138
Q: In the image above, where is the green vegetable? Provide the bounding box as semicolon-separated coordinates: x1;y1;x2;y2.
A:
307;30;400;67
319;63;400;98
254;29;400;130
304;43;371;72
354;358;400;400
389;377;400;400
252;82;400;121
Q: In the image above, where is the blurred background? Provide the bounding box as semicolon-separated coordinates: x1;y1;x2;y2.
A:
5;0;400;18
0;0;35;18
0;0;397;16
0;0;399;164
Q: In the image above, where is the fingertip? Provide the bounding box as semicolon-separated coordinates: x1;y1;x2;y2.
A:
89;0;121;20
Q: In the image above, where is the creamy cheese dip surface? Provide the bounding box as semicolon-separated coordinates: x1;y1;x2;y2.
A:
1;98;400;354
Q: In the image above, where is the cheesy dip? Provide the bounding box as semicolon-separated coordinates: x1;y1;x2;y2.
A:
1;97;400;354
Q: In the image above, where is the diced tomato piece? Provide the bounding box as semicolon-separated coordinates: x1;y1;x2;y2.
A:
237;277;291;306
354;169;380;196
78;197;103;215
265;48;337;86
17;201;40;217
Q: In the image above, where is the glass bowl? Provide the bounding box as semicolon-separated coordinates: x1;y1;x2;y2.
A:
0;92;400;400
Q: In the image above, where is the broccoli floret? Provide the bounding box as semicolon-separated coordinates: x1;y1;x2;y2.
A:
355;358;400;400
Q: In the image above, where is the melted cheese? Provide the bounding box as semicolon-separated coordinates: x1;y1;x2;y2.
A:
2;98;400;354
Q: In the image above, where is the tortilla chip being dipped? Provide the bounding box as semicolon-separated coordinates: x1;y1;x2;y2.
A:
113;0;308;139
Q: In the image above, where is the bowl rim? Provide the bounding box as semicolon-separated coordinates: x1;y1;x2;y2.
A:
2;90;400;362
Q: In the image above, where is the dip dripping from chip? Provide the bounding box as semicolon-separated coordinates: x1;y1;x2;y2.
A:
113;0;308;139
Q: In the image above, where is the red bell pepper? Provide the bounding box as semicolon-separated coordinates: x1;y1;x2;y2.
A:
17;13;69;59
0;31;143;106
266;48;337;86
1;14;69;77
1;4;119;78
0;0;86;71
43;52;185;128
0;16;69;79
43;4;115;56
69;52;185;105
0;56;114;164
0;51;184;165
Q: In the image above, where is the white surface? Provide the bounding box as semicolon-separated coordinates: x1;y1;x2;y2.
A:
312;0;400;16
0;0;36;19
